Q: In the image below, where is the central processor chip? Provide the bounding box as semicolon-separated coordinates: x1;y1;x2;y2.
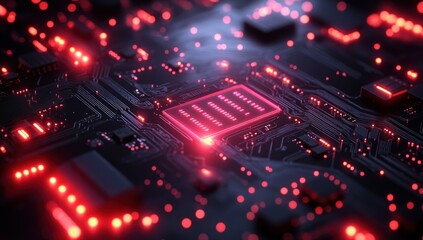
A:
163;85;282;142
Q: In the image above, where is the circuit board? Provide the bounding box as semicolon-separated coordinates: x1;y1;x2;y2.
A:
1;0;423;239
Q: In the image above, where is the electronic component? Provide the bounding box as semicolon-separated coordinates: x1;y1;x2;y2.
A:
244;13;295;42
112;127;136;144
163;85;281;142
361;76;408;104
54;151;139;213
18;52;58;76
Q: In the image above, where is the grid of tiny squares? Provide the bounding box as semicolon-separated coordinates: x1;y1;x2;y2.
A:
163;85;282;141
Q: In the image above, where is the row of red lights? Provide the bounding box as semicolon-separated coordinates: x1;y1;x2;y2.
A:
15;164;45;179
327;27;361;44
15;122;46;142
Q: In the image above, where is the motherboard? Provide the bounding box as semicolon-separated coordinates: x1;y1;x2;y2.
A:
1;0;423;239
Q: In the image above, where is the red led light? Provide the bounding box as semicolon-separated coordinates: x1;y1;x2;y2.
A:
141;216;153;227
16;128;30;141
67;195;76;203
406;70;418;80
216;222;226;233
181;218;192;229
327;27;360;44
137;48;149;60
137;115;145;122
58;185;67;193
112;218;122;228
418;2;423;14
88;217;98;228
389;220;399;231
0;4;7;17
123;213;132;223
136;9;156;24
162;11;171;20
76;205;86;214
49;177;57;184
48;203;81;239
265;67;278;76
195;209;205;219
32;122;45;134
345;225;357;237
163;85;281;142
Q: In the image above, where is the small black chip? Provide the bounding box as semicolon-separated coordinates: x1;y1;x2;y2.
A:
18;52;58;76
0;72;20;87
244;13;295;42
112;127;136;144
117;47;136;59
311;145;328;158
298;135;318;149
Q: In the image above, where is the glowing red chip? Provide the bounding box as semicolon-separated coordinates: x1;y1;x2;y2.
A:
163;85;281;142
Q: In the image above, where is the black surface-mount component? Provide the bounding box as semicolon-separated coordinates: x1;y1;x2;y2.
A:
18;52;58;76
244;13;295;42
361;76;408;105
55;151;139;213
298;134;319;149
112;127;136;144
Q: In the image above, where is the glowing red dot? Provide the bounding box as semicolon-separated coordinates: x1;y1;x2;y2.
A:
216;222;226;233
109;18;116;26
67;3;76;12
76;205;86;214
337;1;347;12
112;218;122;228
151;214;159;224
388;203;397;212
367;13;382;27
389;220;399;231
39;1;48;11
195;209;205;219
411;183;418;190
88;217;98;228
288;200;297;209
418;2;423;14
162;11;171;20
164;203;173;213
307;32;315;40
345;225;357;237
301;1;313;12
142;216;152;227
123;213;132;223
181;218;192;229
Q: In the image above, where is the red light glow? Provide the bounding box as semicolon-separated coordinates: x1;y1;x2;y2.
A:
33;122;45;134
16;129;30;141
88;217;98;228
407;70;418;80
327;27;360;44
48;203;81;239
163;85;281;142
345;225;357;237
